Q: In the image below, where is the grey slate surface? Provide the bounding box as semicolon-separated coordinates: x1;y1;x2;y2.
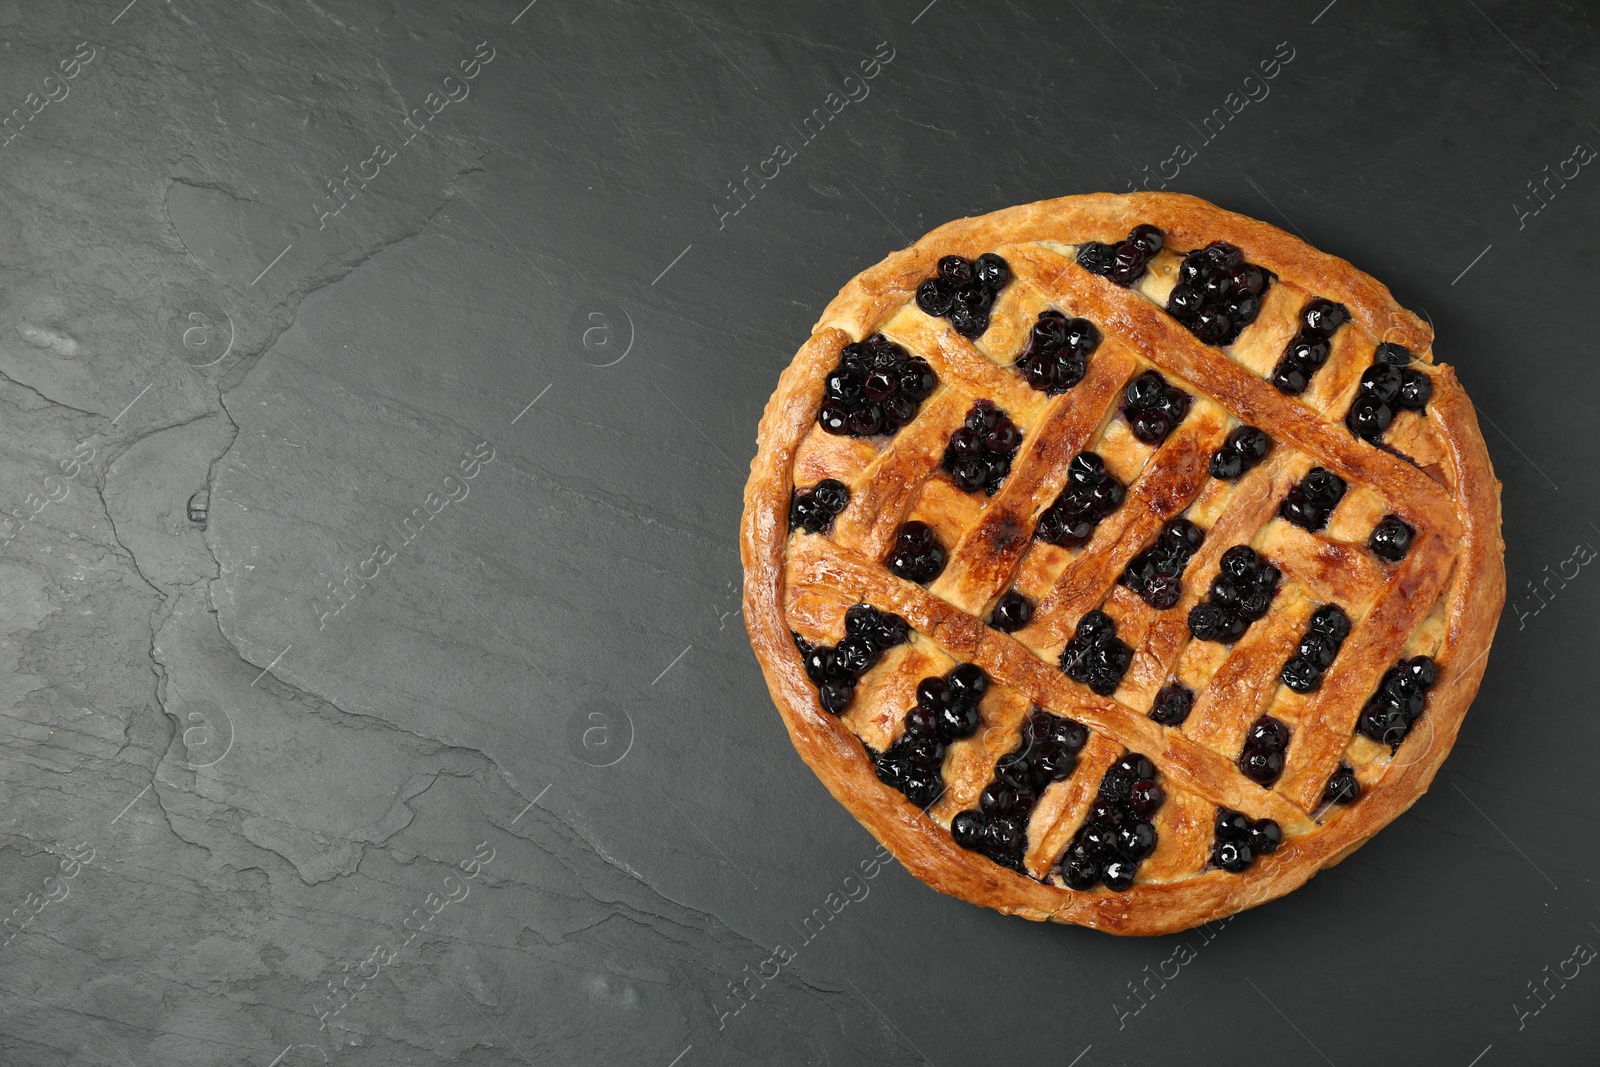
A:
0;0;1596;1064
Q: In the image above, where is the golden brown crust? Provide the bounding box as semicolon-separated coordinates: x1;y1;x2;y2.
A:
741;192;1504;935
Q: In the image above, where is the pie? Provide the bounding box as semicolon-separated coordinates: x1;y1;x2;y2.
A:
740;192;1504;935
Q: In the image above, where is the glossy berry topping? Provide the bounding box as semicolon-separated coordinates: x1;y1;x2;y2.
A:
1209;424;1271;480
1356;655;1440;747
916;253;1010;338
1322;762;1361;805
789;478;850;534
1212;807;1278;873
1187;546;1279;643
953;707;1088;872
1167;242;1272;345
1369;514;1414;562
1059;609;1133;696
1346;344;1430;443
1238;714;1290;786
886;521;947;584
1374;342;1412;367
1079;224;1164;288
1279;467;1346;532
881;663;990;810
1120;370;1192;445
1055;750;1165;891
1014;310;1100;394
1120;517;1206;609
820;334;936;438
1280;604;1350;694
1300;298;1349;337
795;606;909;716
1034;452;1124;548
989;590;1033;633
942;400;1021;495
1148;682;1194;726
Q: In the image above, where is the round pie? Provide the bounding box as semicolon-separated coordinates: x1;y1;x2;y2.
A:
740;192;1504;935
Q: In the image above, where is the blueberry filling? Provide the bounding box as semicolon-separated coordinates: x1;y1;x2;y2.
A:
1148;681;1194;726
1077;223;1165;289
1270;298;1348;396
1120;369;1192;445
1322;762;1361;806
1186;546;1280;644
1209;425;1271;480
915;253;1011;339
1013;310;1101;395
1120;517;1206;610
1356;655;1439;747
1166;242;1272;345
819;333;937;437
886;520;947;584
1368;514;1415;562
1211;806;1281;873
1034;451;1124;548
989;590;1033;633
1057;752;1166;891
942;400;1021;494
1279;466;1346;532
1059;609;1133;697
1238;714;1291;786
794;604;910;715
1281;604;1351;694
1346;342;1431;443
952;706;1089;872
877;663;989;809
789;478;850;534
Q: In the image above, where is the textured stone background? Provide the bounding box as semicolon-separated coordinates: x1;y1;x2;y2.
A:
0;0;1595;1064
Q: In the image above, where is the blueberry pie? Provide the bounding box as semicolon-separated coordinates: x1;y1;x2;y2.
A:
741;192;1505;935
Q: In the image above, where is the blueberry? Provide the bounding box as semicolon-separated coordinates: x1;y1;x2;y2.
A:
1210;448;1245;480
1191;305;1232;345
833;636;877;675
904;704;939;737
1238;585;1274;620
1347;395;1394;442
1076;242;1115;275
938;702;981;741
1271;357;1310;396
899;359;937;401
1301;299;1349;336
1309;605;1351;642
985;816;1022;853
1149;683;1194;726
995;752;1033;791
1280;659;1318;694
1130;408;1171;444
1214;840;1253;872
1302;468;1346;505
1322;765;1361;805
990;590;1033;633
1035;743;1077;781
1299;630;1340;671
819;400;851;434
848;404;883;436
1205;242;1244;270
947;663;988;704
818;681;851;714
1126;778;1165;817
951;810;985;849
1101;857;1138;891
1241;748;1284;785
1125;371;1165;410
974;252;1009;290
916;676;952;710
1146;573;1182;610
915;278;953;316
906;735;945;767
1115;821;1157;860
1098;768;1134;803
1116;753;1155;781
979;782;1015;816
948;306;988;339
1374;342;1412;368
1407;655;1438;689
1076;609;1116;646
1060;848;1101;889
1247;820;1282;855
1168;283;1204;318
1220;609;1248;643
1086;798;1124;827
1398;368;1432;410
1215;809;1250;840
1247;717;1290;752
1360;364;1402;404
1219;545;1259;581
1188;602;1226;641
937;255;973;287
1053;718;1088;752
1064;318;1101;354
1163;518;1204;554
1230;263;1265;295
1358;699;1410;745
801;646;831;684
1178;253;1210;286
1128;223;1164;255
1286;333;1331;368
811;479;849;514
1209;574;1242;609
1226;291;1260;323
1068;451;1107;485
